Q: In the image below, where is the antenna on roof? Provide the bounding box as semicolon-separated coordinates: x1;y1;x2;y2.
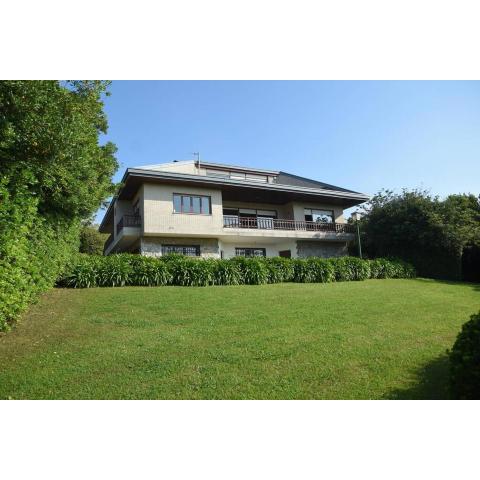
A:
192;152;200;170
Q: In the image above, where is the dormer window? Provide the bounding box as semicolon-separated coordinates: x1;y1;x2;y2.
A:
205;168;268;182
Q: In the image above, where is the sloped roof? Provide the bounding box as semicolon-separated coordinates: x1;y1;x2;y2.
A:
276;171;361;194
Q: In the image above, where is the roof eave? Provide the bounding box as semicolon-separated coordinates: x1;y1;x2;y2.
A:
126;168;370;202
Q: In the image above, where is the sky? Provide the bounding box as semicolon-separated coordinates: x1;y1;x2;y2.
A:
98;81;480;220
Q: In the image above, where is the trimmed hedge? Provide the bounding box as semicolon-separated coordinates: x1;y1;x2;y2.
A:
59;255;415;288
449;311;480;399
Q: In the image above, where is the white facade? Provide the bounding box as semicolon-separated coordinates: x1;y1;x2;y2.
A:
101;160;368;259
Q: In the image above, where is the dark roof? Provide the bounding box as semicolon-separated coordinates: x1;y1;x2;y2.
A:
276;171;361;194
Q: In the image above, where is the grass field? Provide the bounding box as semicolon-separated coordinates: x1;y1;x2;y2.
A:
1;279;478;399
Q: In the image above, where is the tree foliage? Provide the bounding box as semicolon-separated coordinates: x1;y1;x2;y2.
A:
79;224;108;255
357;189;480;279
0;81;118;330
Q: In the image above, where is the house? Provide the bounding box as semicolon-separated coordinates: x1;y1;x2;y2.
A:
99;160;369;258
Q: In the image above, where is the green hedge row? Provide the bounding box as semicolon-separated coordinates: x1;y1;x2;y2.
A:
58;254;416;288
0;176;81;332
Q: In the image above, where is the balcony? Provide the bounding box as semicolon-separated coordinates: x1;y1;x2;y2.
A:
223;216;355;234
117;214;142;235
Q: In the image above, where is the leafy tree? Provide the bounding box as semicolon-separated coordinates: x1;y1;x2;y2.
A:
0;81;118;330
79;224;108;255
356;189;480;279
0;80;118;217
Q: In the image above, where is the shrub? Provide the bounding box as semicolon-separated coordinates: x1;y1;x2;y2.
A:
97;254;133;287
129;255;171;286
329;256;370;281
449;311;480;399
79;225;108;255
58;254;415;289
265;257;296;283
0;81;118;331
63;255;101;288
369;258;416;279
230;257;269;285
308;258;336;283
293;259;315;283
168;257;215;287
212;260;242;285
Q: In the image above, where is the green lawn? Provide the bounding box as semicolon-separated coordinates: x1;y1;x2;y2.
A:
1;279;478;399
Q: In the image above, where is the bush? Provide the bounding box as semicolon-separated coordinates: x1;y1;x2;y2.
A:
59;255;415;289
329;256;370;281
369;258;416;279
169;257;215;287
265;257;296;283
79;225;108;255
231;257;269;285
129;255;171;286
212;260;242;285
0;81;118;331
449;311;480;399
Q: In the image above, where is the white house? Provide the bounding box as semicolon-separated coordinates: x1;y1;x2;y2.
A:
99;160;369;258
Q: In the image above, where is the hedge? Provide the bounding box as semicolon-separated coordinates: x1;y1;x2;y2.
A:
449;311;480;399
59;255;416;289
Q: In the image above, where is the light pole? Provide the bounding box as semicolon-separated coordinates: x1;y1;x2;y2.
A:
351;212;363;259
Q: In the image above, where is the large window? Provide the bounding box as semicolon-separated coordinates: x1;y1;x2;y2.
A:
173;194;211;214
304;208;334;223
235;247;266;257
162;245;200;256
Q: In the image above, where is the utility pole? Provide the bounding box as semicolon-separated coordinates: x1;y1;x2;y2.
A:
352;212;363;259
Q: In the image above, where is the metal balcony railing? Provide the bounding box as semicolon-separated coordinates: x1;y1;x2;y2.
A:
116;215;141;235
223;216;355;233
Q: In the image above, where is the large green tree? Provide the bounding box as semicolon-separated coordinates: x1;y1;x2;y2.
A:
357;189;480;279
0;81;118;330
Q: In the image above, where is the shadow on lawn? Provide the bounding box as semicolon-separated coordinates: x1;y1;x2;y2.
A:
414;277;480;292
385;354;451;400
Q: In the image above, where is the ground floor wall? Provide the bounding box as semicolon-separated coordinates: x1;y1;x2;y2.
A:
138;236;348;259
219;239;297;258
296;240;348;258
141;237;220;258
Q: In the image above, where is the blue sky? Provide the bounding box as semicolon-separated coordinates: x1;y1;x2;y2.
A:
98;81;480;220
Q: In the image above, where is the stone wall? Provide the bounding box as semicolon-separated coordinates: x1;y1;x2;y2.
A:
141;237;220;258
296;240;348;258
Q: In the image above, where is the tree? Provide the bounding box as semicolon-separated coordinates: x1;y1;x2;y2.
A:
357;189;480;280
0;80;118;217
79;224;108;255
0;81;118;330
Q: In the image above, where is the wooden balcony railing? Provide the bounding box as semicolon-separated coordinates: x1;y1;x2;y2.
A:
116;215;141;235
223;216;355;233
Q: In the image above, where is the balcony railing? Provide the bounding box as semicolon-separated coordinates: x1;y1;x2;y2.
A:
223;216;355;233
116;214;141;235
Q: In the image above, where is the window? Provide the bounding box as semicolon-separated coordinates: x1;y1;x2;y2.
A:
223;208;239;216
223;207;277;218
235;247;266;257
162;245;200;256
204;169;267;182
304;208;334;223
173;194;211;214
